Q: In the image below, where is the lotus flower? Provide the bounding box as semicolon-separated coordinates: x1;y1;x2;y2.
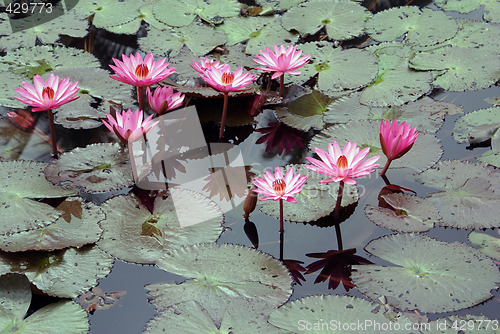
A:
252;166;306;203
102;108;159;144
379;120;420;176
306;141;380;185
198;65;256;140
146;86;185;115
14;73;79;112
109;53;175;88
253;44;310;96
191;57;225;74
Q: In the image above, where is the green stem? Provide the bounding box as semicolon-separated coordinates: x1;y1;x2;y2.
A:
219;92;229;141
46;109;58;158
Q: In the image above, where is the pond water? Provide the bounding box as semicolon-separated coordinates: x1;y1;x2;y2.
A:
0;0;499;333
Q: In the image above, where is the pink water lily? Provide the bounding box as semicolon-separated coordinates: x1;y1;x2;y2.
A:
252;166;307;203
109;52;175;88
14;73;79;112
379;120;420;176
253;44;310;96
191;57;225;74
306;141;380;185
146;86;185;115
102;108;159;144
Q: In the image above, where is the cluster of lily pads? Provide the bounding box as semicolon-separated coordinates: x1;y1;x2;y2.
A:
1;0;500;332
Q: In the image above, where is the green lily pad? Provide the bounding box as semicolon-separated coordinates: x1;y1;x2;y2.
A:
0;197;103;252
365;193;440;232
415;160;500;229
453;107;500;144
0;72;27;108
53;96;106;130
352;233;500;313
409;46;500;91
218;15;271;46
97;190;223;264
444;19;500;54
245;18;299;56
148;243;292;326
468;231;500;260
0;274;89;334
310;120;442;172
152;0;240;27
324;95;449;133
0;245;114;298
434;0;500;23
366;7;458;46
361;44;433;107
255;0;306;10
421;315;498;334
145;299;286;334
44;143;133;193
259;164;358;223
0;160;77;234
282;0;371;40
89;0;143;31
140;22;227;58
478;148;500;168
269;295;415;333
0;45;100;78
0;8;88;51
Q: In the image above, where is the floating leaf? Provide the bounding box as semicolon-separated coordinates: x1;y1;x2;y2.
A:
145;299;286;334
97;190;223;264
434;0;500;23
282;0;371;40
468;231;500;260
310;120;442;172
218;16;271;46
0;197;103;252
259;164;358;223
421;315;498;334
152;0;240;27
269;295;415;333
366;7;458;46
444;19;500;54
0;72;26;108
361;44;432;107
453;106;500;144
255;0;306;10
415;160;500;229
365;193;440;232
44;143;133;193
352;233;500;313
0;245;114;298
0;274;89;334
409;46;500;91
148;243;292;326
0;160;77;234
245;18;298;56
0;45;100;78
90;0;143;31
324;95;447;133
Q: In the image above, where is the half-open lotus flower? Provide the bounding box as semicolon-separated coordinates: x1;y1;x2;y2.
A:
253;44;310;79
146;86;185;115
191;57;225;74
199;64;256;93
252;166;307;203
14;73;79;112
380;120;420;161
306;141;380;185
109;52;175;87
102;108;159;144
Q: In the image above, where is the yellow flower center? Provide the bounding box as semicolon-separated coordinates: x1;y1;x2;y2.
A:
337;155;349;171
221;72;234;85
135;64;149;79
205;61;214;68
42;87;55;101
272;179;286;196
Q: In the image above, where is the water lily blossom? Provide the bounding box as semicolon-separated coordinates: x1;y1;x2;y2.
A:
252;166;307;233
306;141;380;185
14;73;79;157
146;86;185;115
190;57;225;74
379;120;420;176
102;108;159;144
253;44;310;96
14;73;79;112
198;64;256;140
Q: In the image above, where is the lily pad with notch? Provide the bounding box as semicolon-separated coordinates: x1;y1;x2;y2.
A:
434;0;500;23
352;233;500;313
468;230;500;261
148;243;292;326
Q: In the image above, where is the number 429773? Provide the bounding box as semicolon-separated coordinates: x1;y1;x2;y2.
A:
5;2;53;14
